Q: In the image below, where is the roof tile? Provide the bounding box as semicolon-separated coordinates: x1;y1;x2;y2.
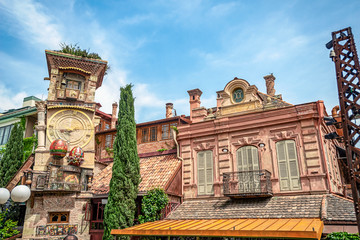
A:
91;154;180;195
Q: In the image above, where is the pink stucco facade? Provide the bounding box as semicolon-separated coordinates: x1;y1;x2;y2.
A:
178;78;343;199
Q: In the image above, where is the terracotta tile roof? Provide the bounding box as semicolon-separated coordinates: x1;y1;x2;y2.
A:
325;194;356;222
167;194;357;223
92;154;181;195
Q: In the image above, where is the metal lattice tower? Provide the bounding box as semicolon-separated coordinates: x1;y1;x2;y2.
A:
331;27;360;232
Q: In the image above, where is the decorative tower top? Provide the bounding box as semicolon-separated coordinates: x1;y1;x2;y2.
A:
45;50;107;106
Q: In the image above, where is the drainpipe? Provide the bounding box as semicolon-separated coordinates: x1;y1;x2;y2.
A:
172;128;184;203
316;100;335;195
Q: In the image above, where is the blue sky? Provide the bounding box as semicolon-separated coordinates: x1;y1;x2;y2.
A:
0;0;360;123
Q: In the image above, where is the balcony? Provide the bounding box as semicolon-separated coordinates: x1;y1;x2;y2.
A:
223;170;272;198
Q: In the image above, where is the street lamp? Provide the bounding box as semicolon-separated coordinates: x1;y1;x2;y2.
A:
0;185;31;204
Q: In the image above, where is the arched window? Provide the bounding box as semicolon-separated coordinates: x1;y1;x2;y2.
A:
236;146;260;193
276;140;301;191
197;151;213;195
237;146;259;171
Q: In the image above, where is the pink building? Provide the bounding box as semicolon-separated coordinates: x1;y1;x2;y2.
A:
179;76;343;199
113;75;357;239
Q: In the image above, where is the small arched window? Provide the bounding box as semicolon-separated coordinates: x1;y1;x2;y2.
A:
237;146;259;171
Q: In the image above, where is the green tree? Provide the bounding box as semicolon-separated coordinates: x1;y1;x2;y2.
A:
0;123;24;187
103;84;141;240
325;232;360;239
0;210;20;239
138;188;169;224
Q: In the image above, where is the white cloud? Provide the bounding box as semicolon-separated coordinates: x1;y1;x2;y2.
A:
118;14;156;25
0;0;62;48
0;84;28;112
95;68;127;113
209;2;239;17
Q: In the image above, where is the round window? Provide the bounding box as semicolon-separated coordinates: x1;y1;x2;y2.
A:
233;88;244;103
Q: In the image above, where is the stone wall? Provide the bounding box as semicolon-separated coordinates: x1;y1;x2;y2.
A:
22;193;91;240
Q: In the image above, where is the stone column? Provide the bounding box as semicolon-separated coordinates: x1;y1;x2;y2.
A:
35;101;46;151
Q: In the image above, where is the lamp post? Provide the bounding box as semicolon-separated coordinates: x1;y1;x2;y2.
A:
0;185;31;204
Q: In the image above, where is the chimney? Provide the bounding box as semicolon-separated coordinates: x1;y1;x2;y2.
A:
111;102;118;129
263;74;276;96
166;103;173;118
187;88;203;121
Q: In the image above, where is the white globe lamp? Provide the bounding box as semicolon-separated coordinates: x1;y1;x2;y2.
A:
11;185;31;202
0;188;10;204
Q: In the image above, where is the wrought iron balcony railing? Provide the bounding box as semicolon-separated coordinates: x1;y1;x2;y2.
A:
223;170;272;198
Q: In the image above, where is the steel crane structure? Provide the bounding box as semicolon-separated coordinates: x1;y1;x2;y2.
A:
328;27;360;232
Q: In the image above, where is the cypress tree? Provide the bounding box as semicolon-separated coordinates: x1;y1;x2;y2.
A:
0;123;24;187
103;84;141;240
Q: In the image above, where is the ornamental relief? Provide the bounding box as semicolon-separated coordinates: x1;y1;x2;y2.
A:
232;136;261;147
43;196;75;210
193;141;215;151
270;130;297;141
47;109;94;148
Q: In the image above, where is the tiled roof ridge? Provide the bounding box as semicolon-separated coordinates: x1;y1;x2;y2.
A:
95;109;112;119
329;193;354;203
167;194;325;220
45;50;108;64
92;154;181;195
321;194;328;220
0;106;37;119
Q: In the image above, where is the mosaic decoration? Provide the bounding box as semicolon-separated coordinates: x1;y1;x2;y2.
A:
49;139;68;158
36;224;78;236
67;146;84;166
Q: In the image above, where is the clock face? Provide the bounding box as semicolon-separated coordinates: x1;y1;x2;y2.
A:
47;109;94;148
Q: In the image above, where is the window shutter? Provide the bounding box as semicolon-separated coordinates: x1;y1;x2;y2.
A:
205;151;213;194
277;140;301;191
251;147;259;170
197;152;206;195
198;151;213;195
286;141;301;190
237;149;244;171
276;141;290;191
237;146;259;171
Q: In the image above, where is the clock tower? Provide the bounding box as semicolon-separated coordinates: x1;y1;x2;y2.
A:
22;50;107;239
34;50;107;170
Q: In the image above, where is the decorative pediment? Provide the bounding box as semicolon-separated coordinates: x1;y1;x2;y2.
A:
193;142;215;151
232;137;261;147
217;78;263;116
271;131;297;140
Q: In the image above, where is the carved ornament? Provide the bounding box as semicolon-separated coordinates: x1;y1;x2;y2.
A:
193;141;215;151
271;131;297;141
233;137;261;147
35;101;46;111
